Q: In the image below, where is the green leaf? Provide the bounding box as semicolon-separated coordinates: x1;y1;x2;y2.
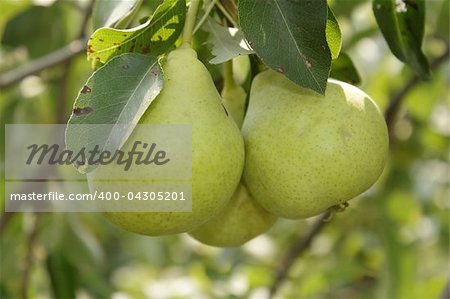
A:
2;3;73;58
204;18;254;64
373;0;430;79
66;53;163;173
87;0;185;67
0;0;30;39
46;249;77;299
330;52;361;85
92;0;143;30
238;0;331;94
326;6;342;60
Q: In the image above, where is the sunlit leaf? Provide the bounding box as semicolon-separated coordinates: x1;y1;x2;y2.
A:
87;0;185;67
326;6;342;60
92;0;143;30
204;18;253;64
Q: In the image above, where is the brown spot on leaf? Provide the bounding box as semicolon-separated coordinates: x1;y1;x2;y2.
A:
141;45;150;54
87;45;95;54
80;85;91;94
99;38;104;42
157;35;163;41
73;107;93;116
304;59;312;68
95;57;101;61
123;34;128;37
276;65;285;74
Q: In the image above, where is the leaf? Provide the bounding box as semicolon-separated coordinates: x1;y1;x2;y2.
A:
92;0;143;30
330;52;361;85
2;3;72;58
326;6;342;60
373;0;430;79
0;0;30;39
87;0;185;67
238;0;331;94
65;53;163;173
46;249;77;299
204;18;254;64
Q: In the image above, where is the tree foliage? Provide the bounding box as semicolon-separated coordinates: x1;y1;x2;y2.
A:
0;0;448;298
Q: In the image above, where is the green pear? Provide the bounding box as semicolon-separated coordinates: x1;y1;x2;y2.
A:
242;70;389;219
89;45;245;235
188;66;275;247
188;182;276;247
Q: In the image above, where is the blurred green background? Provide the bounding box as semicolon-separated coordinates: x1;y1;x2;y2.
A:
0;0;448;298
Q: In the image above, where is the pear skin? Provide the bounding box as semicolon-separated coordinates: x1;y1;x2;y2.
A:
242;70;388;219
188;182;277;247
89;45;245;235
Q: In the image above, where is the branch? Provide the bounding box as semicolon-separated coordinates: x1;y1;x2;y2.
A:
0;38;87;89
440;281;449;299
269;211;332;298
384;45;450;135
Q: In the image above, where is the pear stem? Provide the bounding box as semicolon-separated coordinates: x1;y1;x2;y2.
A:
223;60;235;89
193;0;217;35
215;0;238;28
182;0;201;45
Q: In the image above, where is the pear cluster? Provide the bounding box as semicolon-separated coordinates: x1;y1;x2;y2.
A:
89;46;388;247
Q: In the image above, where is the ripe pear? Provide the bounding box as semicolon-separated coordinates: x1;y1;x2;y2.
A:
89;45;245;235
188;67;275;247
242;70;388;219
188;182;276;247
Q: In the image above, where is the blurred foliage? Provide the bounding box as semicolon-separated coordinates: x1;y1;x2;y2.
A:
0;0;449;298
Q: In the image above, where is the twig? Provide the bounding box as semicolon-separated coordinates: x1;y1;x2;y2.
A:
77;0;94;39
215;0;238;28
384;45;450;136
0;38;87;89
269;211;332;298
193;0;217;34
55;0;94;123
220;0;239;22
440;281;449;299
0;0;93;90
